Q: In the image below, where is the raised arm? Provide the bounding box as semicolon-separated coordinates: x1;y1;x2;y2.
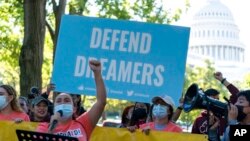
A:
171;97;184;122
214;72;239;104
88;60;107;127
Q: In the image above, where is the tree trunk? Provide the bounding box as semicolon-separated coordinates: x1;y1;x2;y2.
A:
19;0;46;96
52;0;66;63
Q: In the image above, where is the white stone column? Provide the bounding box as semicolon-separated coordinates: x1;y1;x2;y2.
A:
237;48;240;61
233;47;236;61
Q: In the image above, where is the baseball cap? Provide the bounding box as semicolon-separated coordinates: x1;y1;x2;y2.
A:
19;96;28;103
152;95;175;108
32;96;49;106
204;88;220;96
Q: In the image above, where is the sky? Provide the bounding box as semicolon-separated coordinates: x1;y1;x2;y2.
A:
167;0;250;64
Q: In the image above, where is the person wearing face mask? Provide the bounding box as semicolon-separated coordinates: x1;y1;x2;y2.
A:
0;85;30;122
120;105;135;128
222;90;250;141
139;95;182;133
36;60;106;141
126;102;150;132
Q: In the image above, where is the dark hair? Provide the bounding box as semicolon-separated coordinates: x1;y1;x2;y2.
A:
204;88;220;96
142;103;151;115
70;94;86;118
237;90;250;105
168;105;174;120
19;96;28;104
121;105;134;127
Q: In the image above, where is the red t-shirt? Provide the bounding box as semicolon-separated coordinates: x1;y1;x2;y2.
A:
0;111;30;121
37;112;93;141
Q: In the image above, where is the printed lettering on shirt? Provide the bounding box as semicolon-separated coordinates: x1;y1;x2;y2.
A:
56;128;82;137
199;120;208;133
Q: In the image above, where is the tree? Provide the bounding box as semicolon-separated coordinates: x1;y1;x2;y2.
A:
241;73;250;89
0;0;23;89
46;0;67;63
19;0;46;96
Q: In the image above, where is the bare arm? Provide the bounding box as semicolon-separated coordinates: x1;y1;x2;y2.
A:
171;97;184;122
88;60;107;127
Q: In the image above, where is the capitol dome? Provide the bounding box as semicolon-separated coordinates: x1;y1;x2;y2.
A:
188;0;245;64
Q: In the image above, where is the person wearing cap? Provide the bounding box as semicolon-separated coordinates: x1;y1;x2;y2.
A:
191;88;221;141
29;96;50;122
139;95;182;133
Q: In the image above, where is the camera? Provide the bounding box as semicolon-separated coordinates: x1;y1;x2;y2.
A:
27;86;40;99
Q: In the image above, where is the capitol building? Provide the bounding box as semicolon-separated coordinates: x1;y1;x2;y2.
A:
186;0;249;81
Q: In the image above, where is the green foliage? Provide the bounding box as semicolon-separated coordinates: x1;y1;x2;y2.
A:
93;0;189;24
68;0;89;15
185;60;229;98
241;73;250;89
41;31;54;88
82;95;133;117
0;0;24;26
0;0;23;89
94;0;131;19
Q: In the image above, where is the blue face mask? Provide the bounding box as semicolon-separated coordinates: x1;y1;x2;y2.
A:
152;104;168;119
0;96;8;110
54;104;73;121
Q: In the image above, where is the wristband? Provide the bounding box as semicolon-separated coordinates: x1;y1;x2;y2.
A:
221;78;226;84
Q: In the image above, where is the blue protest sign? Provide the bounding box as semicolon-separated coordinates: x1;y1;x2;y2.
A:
52;15;190;104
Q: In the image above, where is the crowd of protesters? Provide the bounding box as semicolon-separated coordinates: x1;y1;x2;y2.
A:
0;68;250;141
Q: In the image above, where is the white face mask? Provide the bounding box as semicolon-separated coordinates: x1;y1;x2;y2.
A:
0;96;8;110
152;104;168;119
54;104;73;121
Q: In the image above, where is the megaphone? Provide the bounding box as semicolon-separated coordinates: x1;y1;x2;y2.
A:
183;83;228;118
